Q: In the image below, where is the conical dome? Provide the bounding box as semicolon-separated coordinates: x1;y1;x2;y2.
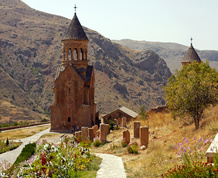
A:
62;13;88;41
181;43;201;63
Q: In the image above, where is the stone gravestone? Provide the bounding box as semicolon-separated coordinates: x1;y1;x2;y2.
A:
140;126;149;147
75;132;79;138
123;130;130;144
81;127;88;140
122;117;127;127
88;128;94;142
78;131;82;139
100;123;109;142
92;125;98;138
134;121;140;138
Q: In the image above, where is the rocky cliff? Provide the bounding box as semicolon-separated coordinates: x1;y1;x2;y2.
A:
0;0;171;123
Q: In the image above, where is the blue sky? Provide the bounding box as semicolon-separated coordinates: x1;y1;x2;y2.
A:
21;0;218;51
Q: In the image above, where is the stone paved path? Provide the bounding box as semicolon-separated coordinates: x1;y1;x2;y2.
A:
96;153;126;178
0;128;50;171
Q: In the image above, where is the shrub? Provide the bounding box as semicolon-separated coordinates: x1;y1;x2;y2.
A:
163;137;217;177
6;138;9;146
93;137;104;147
16;138;94;177
127;142;138;154
114;125;120;130
121;139;128;147
109;120;115;131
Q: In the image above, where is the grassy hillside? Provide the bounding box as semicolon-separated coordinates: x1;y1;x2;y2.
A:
92;104;218;177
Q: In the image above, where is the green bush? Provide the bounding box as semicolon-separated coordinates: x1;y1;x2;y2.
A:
14;143;36;165
121;139;128;147
127;142;138;154
109;120;115;131
93;137;104;147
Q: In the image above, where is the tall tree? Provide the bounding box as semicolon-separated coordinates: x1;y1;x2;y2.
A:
164;61;218;129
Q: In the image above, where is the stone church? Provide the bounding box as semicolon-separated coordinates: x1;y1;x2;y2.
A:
50;12;97;132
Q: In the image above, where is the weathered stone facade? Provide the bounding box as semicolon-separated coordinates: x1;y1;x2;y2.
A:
50;13;97;132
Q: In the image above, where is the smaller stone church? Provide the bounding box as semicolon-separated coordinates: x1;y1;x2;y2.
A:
50;12;98;132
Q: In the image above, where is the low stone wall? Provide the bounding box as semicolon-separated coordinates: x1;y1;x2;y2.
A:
0;122;51;132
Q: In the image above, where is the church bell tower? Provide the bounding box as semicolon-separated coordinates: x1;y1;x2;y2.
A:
50;8;97;132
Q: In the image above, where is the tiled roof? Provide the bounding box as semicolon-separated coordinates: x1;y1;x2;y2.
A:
119;106;139;118
103;106;139;119
62;13;88;41
181;43;201;63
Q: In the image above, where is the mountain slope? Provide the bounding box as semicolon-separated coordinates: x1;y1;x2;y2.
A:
113;39;218;73
0;0;171;121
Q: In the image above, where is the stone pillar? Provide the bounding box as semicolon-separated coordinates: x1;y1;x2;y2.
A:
140;126;149;147
75;132;79;138
134;121;140;138
92;125;98;138
78;131;82;139
122;117;127;127
123;130;130;144
88;128;94;142
81;127;88;140
100;123;109;143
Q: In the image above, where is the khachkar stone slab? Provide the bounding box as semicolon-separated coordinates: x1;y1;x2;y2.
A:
92;125;98;138
88;128;94;141
81;127;88;140
134;121;140;138
100;124;109;143
123;130;130;144
122;117;127;127
75;132;79;138
78;131;82;138
140;126;149;147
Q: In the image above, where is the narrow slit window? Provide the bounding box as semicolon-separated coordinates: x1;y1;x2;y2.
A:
68;117;71;122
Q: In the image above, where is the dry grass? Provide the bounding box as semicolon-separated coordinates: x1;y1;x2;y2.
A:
0;124;50;140
92;104;218;178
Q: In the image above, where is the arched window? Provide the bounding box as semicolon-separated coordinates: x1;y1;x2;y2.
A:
73;49;78;60
68;49;72;60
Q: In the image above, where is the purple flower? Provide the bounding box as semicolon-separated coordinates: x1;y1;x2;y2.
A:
210;139;213;143
175;146;178;149
184;137;186;141
199;138;203;142
183;149;186;153
179;143;183;146
172;159;174;163
186;140;189;144
204;139;209;143
200;147;203;150
194;137;196;140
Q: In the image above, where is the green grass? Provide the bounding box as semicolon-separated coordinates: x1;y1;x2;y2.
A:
0;139;22;154
6;143;36;176
14;143;36;164
0;122;30;128
75;156;102;178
